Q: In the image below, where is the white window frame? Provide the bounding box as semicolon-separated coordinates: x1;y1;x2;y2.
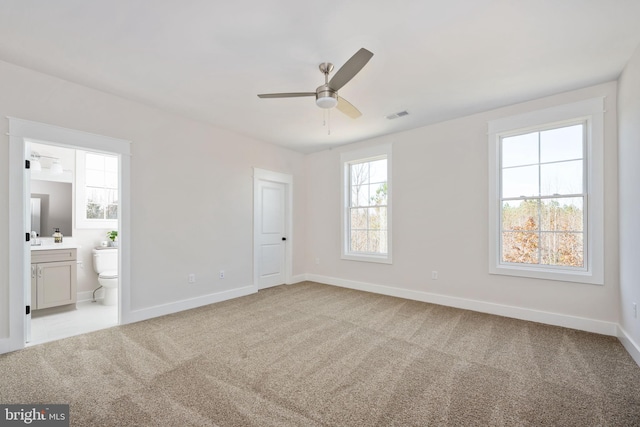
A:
341;144;393;264
75;149;119;229
488;98;604;285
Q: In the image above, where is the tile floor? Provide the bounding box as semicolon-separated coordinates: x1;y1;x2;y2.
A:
28;301;118;346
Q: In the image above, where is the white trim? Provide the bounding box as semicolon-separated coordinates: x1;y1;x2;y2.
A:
5;118;132;354
287;274;307;285
305;274;618;336
340;143;393;264
253;168;293;289
126;286;256;324
488;98;605;284
77;290;103;303
617;326;640;367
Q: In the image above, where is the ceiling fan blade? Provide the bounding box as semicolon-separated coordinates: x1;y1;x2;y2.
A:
328;48;373;91
336;97;362;119
257;92;315;98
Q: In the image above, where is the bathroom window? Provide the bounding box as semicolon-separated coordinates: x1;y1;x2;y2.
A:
75;150;118;229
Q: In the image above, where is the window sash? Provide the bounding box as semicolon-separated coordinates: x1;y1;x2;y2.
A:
347;158;388;256
498;121;588;271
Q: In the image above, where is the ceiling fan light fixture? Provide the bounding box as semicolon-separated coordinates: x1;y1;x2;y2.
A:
315;89;338;109
316;95;338;109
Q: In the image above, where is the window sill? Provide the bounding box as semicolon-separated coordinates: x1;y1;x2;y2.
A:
490;263;603;285
341;253;392;264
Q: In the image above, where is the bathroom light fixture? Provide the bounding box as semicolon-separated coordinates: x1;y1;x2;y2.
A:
31;151;64;174
30;152;42;172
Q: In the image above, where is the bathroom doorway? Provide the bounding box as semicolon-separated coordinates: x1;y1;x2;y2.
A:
6;117;131;353
27;141;120;345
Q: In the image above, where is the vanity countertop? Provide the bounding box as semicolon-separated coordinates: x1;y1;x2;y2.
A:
31;242;80;251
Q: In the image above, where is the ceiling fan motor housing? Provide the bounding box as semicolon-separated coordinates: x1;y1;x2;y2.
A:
316;85;338;109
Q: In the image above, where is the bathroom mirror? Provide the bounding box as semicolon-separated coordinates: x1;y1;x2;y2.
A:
31;181;73;237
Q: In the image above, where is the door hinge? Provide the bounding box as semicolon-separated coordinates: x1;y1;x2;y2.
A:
25;159;30;169
26;305;31;315
26;232;30;242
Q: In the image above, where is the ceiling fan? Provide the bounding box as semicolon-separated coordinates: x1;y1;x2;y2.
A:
257;48;374;119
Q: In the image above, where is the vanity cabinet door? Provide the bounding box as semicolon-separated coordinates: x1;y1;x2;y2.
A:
36;260;77;309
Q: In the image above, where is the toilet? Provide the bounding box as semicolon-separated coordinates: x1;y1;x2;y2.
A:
92;247;118;305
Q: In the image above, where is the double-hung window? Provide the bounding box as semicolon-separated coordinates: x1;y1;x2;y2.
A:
341;144;392;263
488;98;604;284
75;150;119;229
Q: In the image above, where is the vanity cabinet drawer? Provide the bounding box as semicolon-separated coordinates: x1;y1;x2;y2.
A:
32;248;76;264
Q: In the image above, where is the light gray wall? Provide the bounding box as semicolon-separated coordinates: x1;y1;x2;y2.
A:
0;59;308;339
305;82;620;326
618;45;640;349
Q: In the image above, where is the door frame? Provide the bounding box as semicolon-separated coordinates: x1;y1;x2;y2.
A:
3;117;131;354
253;168;293;289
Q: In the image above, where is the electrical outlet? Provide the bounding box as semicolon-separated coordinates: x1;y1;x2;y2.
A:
432;271;438;280
315;258;320;265
634;302;637;319
219;270;225;279
188;273;196;284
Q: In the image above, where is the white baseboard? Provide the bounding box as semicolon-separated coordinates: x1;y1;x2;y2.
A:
305;274;618;336
287;274;307;285
77;290;102;303
618;326;640;367
123;285;257;324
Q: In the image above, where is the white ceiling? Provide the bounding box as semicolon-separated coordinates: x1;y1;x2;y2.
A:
1;1;640;153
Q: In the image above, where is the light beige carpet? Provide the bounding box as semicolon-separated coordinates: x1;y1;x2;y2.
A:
1;281;639;426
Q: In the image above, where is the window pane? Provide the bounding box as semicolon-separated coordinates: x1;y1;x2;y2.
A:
351;184;370;207
501;200;539;231
541;197;583;232
368;230;387;253
86;202;104;219
377;206;388;231
104;155;118;172
540;160;582;196
368;207;384;231
350;230;368;252
502;132;539;167
370;183;387;206
106;204;118;220
502;231;539;264
105;172;118;189
106;189;118;206
350;208;367;230
85;153;104;170
86;170;104;187
87;188;105;205
540;232;584;267
369;159;387;183
540;124;583;163
502;165;539;198
351;162;369;186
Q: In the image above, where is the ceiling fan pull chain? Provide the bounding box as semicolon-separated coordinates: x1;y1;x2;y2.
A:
328;109;331;135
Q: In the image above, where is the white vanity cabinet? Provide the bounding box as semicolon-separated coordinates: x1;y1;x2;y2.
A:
31;248;77;310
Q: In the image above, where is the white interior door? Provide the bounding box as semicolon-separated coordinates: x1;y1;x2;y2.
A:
255;177;288;289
